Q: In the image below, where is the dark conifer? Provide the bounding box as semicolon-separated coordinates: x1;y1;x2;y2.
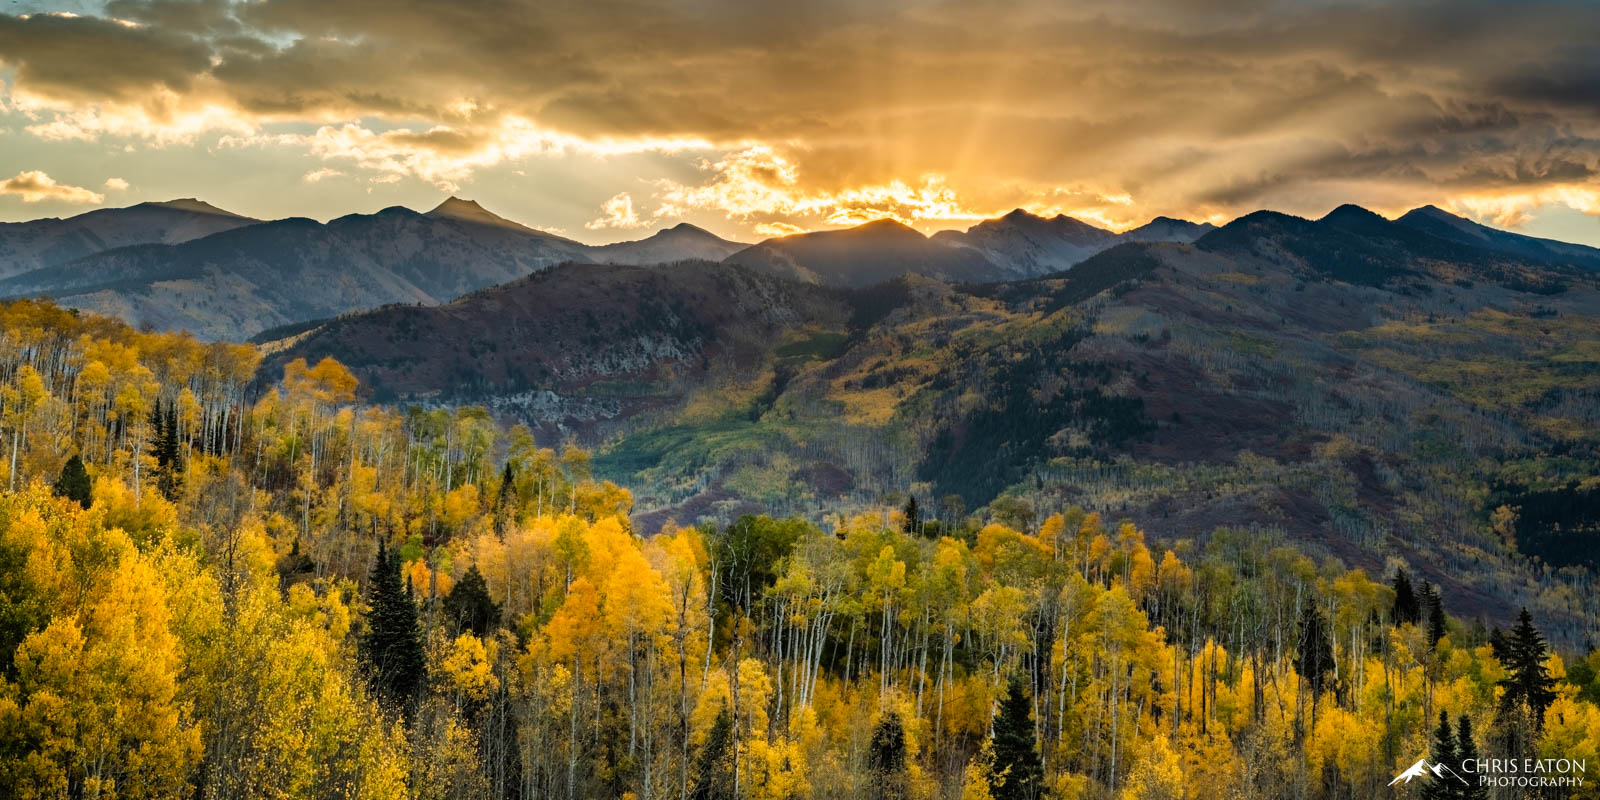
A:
1456;714;1487;800
1393;568;1421;625
445;564;500;636
902;495;921;535
868;710;909;800
991;674;1045;800
146;399;183;500
1419;710;1458;800
360;541;426;710
1297;604;1335;697
1423;583;1448;649
1488;627;1510;662
53;454;92;509
1417;580;1445;648
1497;609;1557;729
495;461;516;513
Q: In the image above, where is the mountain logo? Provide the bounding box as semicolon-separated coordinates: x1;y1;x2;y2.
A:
1389;758;1469;786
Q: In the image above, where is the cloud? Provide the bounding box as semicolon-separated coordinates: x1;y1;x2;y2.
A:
231;119;720;191
0;170;105;203
652;146;994;228
1445;185;1600;229
753;221;808;237
104;177;130;190
2;0;1600;235
585;192;642;230
301;167;342;183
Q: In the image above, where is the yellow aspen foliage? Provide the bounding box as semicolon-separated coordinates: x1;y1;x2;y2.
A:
407;558;453;599
0;493;199;799
441;484;480;531
0;299;1595;800
960;739;997;800
1118;734;1184;800
442;633;499;703
1540;696;1600;799
281;357;358;407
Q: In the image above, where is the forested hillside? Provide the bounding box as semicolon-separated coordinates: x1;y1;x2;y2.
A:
0;298;1596;800
271;214;1600;647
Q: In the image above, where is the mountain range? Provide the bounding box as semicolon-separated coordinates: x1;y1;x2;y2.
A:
256;195;1600;634
4;196;1600;343
4;189;1599;631
0;198;257;279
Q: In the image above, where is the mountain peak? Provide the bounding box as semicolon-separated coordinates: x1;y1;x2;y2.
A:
664;222;715;237
850;218;923;237
426;196;555;237
145;198;248;218
1121;215;1217;244
428;196;490;218
1403;204;1465;222
1321;203;1385;223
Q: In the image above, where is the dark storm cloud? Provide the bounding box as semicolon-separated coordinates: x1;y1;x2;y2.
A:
1491;46;1600;115
0;12;211;101
1;0;1598;227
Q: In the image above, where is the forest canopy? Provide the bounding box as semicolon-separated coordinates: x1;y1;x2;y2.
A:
0;297;1595;800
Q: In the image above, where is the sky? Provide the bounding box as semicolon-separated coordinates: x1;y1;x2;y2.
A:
1;0;1599;246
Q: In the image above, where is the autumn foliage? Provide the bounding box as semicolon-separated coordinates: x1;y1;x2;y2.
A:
0;298;1596;800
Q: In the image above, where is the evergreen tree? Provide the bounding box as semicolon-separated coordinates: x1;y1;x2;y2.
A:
991;674;1045;800
1456;715;1487;800
360;541;426;710
902;495;922;535
1297;604;1335;720
1497;608;1557;728
1419;710;1458;800
868;710;909;800
1393;568;1421;625
444;565;500;636
146;399;183;500
1419;581;1445;648
52;454;91;509
495;461;516;513
688;706;735;800
1426;584;1448;648
1488;627;1510;662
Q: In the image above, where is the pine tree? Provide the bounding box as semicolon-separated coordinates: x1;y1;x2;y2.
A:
902;495;922;535
1426;585;1448;649
146;399;183;500
1297;603;1335;726
1419;581;1445;649
495;461;516;513
1456;715;1487;800
52;454;91;509
360;541;426;710
868;710;909;800
1419;710;1458;800
1497;608;1557;729
688;706;735;800
1488;627;1510;662
444;564;499;636
991;675;1045;800
1393;568;1421;625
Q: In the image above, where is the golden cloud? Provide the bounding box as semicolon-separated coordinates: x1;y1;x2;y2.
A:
585;192;643;230
651;146;999;229
1;1;1599;238
0;170;105;203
